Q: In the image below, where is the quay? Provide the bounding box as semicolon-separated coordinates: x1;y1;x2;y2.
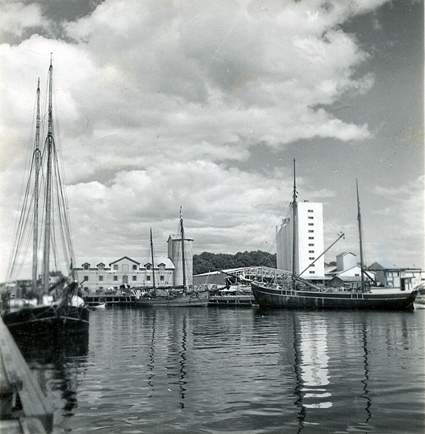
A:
84;292;258;307
0;318;53;434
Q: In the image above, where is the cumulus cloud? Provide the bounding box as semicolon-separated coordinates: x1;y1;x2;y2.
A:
1;0;422;278
0;2;49;42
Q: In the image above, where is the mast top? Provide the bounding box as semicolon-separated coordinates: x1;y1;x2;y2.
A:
292;158;298;205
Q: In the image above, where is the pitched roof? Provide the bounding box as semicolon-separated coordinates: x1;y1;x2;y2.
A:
368;262;384;270
109;256;140;265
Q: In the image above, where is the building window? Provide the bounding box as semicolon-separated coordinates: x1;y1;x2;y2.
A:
146;264;151;270
309;271;315;274
147;275;151;281
160;276;164;281
132;265;137;270
99;276;103;281
308;216;314;219
308;230;314;233
309;243;314;246
113;264;118;270
83;276;88;281
132;276;137;281
308;237;314;240
309;250;314;253
113;276;118;281
83;264;89;270
309;257;314;260
308;210;313;213
308;223;314;226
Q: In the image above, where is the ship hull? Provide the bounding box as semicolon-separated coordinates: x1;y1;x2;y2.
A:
135;291;209;307
2;304;90;337
251;282;417;311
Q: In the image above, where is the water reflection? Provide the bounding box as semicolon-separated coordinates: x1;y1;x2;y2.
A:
361;322;372;423
14;332;89;418
178;315;187;408
147;310;157;396
288;312;380;433
292;314;332;432
11;308;423;433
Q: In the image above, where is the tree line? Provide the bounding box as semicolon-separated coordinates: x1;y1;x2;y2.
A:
193;251;277;275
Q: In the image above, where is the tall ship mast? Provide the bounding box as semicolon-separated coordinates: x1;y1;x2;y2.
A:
2;57;90;338
250;162;418;311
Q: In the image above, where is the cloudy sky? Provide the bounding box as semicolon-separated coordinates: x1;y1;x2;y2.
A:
0;0;423;280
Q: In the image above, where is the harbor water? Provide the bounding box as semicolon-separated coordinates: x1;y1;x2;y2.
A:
15;306;425;433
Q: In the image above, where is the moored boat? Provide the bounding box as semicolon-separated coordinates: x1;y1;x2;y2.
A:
2;58;89;337
209;285;256;307
251;280;418;311
135;214;208;307
87;301;106;309
251;161;418;311
137;289;209;307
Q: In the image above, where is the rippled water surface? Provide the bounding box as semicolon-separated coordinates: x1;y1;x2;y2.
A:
18;307;425;433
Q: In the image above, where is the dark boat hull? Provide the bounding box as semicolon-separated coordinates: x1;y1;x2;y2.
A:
251;282;418;311
2;304;90;337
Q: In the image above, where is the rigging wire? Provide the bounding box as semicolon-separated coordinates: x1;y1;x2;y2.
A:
7;66;76;284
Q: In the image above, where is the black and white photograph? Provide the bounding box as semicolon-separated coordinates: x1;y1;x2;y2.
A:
0;1;423;433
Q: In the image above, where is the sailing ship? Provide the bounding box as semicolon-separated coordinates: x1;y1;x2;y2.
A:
251;160;418;311
135;211;209;307
2;58;89;336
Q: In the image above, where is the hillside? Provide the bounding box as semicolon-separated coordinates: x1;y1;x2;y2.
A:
193;251;276;275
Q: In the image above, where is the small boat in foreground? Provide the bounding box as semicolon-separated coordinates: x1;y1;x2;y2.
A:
251;161;418;311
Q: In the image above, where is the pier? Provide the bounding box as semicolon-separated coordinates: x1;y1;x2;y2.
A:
0;318;53;434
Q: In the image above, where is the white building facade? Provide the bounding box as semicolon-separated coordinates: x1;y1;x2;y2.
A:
276;201;325;278
74;229;195;293
75;256;175;294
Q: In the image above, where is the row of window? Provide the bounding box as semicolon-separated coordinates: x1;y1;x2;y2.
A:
85;275;166;282
82;264;165;271
307;211;315;274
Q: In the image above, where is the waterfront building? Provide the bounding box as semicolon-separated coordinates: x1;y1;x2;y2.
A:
336;252;357;272
74;256;175;294
74;230;195;294
368;262;422;289
168;234;194;287
276;201;325;278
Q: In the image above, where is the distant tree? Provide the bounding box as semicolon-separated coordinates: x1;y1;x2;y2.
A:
193;251;276;275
